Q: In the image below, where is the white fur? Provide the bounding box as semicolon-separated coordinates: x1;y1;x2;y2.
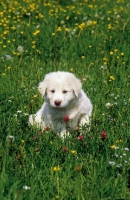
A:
29;71;92;138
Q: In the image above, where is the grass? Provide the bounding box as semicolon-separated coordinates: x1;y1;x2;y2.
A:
0;0;130;199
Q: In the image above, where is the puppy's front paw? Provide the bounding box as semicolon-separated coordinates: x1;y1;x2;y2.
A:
29;114;45;129
59;131;70;139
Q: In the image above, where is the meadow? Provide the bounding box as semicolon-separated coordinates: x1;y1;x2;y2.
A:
0;0;130;199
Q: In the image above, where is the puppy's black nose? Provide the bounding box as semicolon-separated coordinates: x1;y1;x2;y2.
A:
54;100;62;106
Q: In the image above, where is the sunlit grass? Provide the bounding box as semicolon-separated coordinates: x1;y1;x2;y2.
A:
0;0;130;199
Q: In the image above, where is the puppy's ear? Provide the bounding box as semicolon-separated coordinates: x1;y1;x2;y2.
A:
38;81;47;97
72;78;82;97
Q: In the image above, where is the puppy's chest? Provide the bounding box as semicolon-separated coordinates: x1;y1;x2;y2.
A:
47;107;77;121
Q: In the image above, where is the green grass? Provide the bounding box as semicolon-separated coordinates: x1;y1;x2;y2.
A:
0;0;130;199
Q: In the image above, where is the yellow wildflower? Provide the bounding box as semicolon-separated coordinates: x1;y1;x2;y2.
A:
109;76;115;81
71;150;77;155
52;33;55;36
121;52;124;56
33;30;40;36
57;27;62;32
70;68;74;72
110;52;114;55
66;16;70;20
116;140;122;143
53;166;61;171
110;145;116;149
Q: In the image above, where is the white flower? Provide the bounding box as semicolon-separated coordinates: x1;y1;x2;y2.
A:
106;102;112;108
124;148;129;151
5;54;13;60
109;161;115;166
17;110;22;113
116;163;122;168
6;135;15;142
114;153;119;157
17;46;24;53
23;186;30;190
8;100;12;103
23;113;29;116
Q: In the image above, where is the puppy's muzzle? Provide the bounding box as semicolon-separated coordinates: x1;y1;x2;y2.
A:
54;100;62;106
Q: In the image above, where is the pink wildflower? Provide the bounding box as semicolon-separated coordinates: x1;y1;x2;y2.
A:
77;135;84;141
101;131;107;139
62;147;67;152
63;116;69;122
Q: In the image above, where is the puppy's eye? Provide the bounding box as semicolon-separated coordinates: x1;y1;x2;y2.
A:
63;90;67;94
51;90;55;93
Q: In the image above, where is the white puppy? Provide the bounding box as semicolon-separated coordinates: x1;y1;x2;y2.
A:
29;71;92;138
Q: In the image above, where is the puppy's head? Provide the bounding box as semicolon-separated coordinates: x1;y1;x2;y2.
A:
38;71;82;108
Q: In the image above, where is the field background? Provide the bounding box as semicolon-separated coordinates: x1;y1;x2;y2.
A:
0;0;130;199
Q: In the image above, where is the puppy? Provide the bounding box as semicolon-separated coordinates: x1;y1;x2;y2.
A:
29;71;92;138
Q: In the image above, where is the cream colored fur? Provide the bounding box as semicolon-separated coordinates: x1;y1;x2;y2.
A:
29;71;92;138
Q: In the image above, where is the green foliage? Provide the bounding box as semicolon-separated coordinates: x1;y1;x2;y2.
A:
0;0;130;199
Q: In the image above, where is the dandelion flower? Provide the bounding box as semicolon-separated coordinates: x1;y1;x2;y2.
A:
5;54;13;60
81;56;85;59
110;51;114;55
33;30;40;36
106;102;112;108
109;76;115;81
7;66;11;70
71;150;77;155
51;33;55;36
53;166;61;171
110;145;116;149
121;52;124;56
6;135;15;142
33;95;38;98
17;46;24;53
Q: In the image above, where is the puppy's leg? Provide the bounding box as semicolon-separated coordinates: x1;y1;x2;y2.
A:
60;130;70;139
79;115;90;125
79;115;91;133
53;122;69;138
29;105;46;129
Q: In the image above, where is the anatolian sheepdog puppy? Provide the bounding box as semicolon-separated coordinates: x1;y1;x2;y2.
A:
29;71;92;138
